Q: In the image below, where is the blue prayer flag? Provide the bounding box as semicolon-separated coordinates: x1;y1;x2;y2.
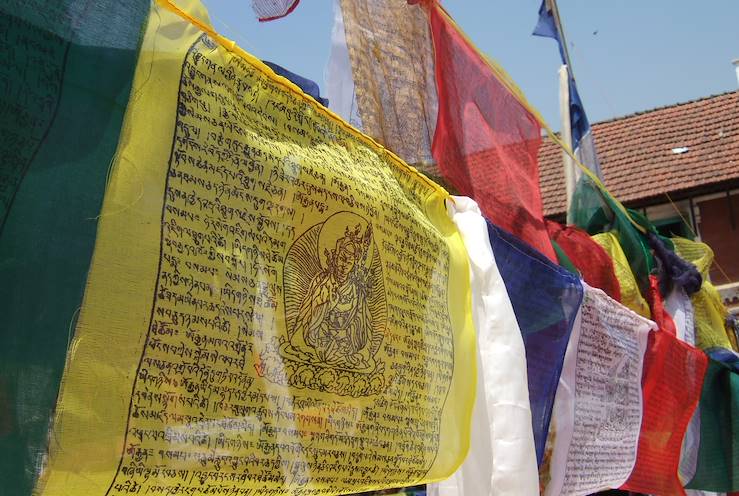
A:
532;0;603;180
487;221;583;465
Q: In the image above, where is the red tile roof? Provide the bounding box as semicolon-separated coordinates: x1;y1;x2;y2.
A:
538;91;739;216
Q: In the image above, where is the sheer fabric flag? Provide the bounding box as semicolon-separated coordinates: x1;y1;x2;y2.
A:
0;1;149;493
620;330;708;496
432;197;538;496
325;0;362;129
31;0;478;494
673;237;736;350
251;0;300;21
542;284;653;496
592;232;651;319
532;0;604;182
571;180;655;293
665;286;702;486
263;61;328;107
667;286;697;345
546;220;621;302
429;5;556;262
486;222;582;465
336;0;438;172
686;358;739;492
646;274;678;337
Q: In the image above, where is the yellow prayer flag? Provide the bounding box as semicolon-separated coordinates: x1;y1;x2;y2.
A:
672;237;736;351
591;232;651;319
34;1;476;494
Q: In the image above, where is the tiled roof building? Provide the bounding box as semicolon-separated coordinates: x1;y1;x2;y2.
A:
539;91;739;216
538;91;739;312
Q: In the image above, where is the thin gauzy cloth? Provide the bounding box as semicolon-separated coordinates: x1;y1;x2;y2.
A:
428;4;555;261
686;357;739;492
486;221;583;465
542;284;654;496
592;232;651;319
429;197;538;496
0;0;148;493
620;329;708;496
673;237;736;351
334;0;437;172
546;221;621;302
33;0;478;493
251;0;300;21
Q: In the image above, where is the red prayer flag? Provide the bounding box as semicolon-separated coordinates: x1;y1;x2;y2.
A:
428;5;556;261
647;274;678;337
546;220;622;301
621;330;708;495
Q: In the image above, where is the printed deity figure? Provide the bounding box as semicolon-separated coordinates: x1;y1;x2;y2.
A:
288;220;376;370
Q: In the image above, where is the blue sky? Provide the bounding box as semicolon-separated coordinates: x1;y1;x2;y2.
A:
202;0;739;129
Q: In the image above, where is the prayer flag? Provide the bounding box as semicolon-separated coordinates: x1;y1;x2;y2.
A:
251;0;301;21
434;197;538;496
486;222;582;465
263;60;329;107
620;330;708;496
686;358;739;492
0;0;149;493
665;286;702;487
542;284;654;496
673;237;737;351
325;0;363;129
532;0;604;182
592;232;651;319
429;4;556;261
646;274;678;337
546;220;622;302
4;0;478;494
332;0;438;173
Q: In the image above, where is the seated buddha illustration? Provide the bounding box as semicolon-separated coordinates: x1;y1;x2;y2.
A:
281;211;386;373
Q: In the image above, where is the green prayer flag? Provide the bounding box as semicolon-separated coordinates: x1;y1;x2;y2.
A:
686;358;739;492
0;2;149;493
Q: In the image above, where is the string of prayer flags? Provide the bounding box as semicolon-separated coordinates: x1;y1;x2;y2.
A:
542;284;654;496
18;0;478;493
333;0;438;173
251;0;301;21
486;221;582;465
620;330;708;496
437;197;538;496
0;0;149;493
546;220;622;302
686;357;739;492
429;4;557;262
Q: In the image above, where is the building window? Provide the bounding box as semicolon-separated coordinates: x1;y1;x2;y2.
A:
653;216;693;239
